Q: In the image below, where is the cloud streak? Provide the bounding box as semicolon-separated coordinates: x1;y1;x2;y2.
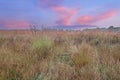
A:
0;20;31;29
36;0;118;26
76;10;118;24
53;6;79;25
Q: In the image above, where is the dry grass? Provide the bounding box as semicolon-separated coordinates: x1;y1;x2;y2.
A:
0;30;120;80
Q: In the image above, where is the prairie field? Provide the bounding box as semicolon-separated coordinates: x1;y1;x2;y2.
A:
0;30;120;80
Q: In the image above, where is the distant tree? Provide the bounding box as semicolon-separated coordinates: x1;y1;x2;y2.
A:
108;26;114;29
96;27;100;29
30;24;38;36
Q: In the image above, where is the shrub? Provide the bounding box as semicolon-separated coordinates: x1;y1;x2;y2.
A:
73;53;90;68
112;45;120;62
32;37;54;60
72;42;94;70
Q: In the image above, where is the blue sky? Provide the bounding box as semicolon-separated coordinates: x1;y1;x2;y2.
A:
0;0;120;29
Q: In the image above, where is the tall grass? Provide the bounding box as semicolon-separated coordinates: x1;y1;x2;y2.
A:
0;30;120;80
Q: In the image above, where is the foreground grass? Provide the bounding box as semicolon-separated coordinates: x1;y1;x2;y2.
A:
0;30;120;80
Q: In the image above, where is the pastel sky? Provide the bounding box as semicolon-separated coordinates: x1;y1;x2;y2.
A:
0;0;120;29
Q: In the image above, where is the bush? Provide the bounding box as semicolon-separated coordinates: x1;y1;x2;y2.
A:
32;37;54;60
73;53;90;68
72;42;94;70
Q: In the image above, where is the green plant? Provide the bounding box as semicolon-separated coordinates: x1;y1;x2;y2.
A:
32;37;54;60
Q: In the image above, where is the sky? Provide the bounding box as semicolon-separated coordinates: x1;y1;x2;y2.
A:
0;0;120;29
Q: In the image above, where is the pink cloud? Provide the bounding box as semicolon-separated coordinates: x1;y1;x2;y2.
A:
96;10;117;21
76;10;118;24
53;6;79;25
1;20;31;29
76;15;93;24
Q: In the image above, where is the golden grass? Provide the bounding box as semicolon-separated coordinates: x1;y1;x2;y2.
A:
0;30;120;80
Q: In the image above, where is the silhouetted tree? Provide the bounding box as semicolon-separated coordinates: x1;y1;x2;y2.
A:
30;24;38;36
108;26;114;29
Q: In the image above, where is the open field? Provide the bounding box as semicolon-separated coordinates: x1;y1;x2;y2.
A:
0;30;120;80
